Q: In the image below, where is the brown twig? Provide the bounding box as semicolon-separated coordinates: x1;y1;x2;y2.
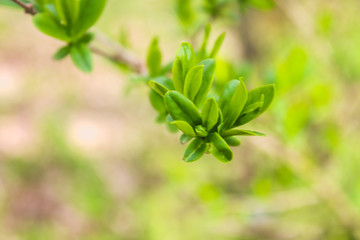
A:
11;0;37;15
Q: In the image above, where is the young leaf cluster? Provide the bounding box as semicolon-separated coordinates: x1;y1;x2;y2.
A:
32;0;107;72
147;28;275;163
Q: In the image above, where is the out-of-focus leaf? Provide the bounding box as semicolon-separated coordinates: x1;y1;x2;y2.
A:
53;45;71;60
70;43;93;73
73;0;107;36
55;0;78;27
147;37;162;77
174;42;196;92
180;134;193;144
209;32;226;58
175;0;195;27
198;24;211;60
33;12;70;41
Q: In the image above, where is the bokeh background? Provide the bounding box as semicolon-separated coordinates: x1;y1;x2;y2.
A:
1;0;360;239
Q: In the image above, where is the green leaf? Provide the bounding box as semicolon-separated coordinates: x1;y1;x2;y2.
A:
209;32;225;58
195;125;208;137
73;0;107;36
149;77;174;116
221;129;265;138
53;45;71;60
201;97;219;131
183;138;207;162
173;42;196;93
171;121;196;137
147;37;162;77
180;134;193;144
70;43;93;73
224;136;241;146
184;65;204;101
172;58;183;93
234;84;275;126
55;0;79;27
149;81;169;97
198;24;211;60
33;12;71;41
194;59;216;106
164;91;202;127
209;132;233;162
219;79;248;129
150;90;166;115
241;98;264;114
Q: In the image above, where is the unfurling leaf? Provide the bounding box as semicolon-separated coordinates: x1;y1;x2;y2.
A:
171;121;196;137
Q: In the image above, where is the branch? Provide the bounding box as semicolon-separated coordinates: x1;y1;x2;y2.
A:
11;0;37;15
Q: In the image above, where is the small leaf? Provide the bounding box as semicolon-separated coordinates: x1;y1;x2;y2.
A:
198;24;211;60
184;65;204;101
70;43;93;73
224;136;241;146
171;121;196;137
183;138;207;162
175;42;196;87
164;91;202;127
209;32;225;58
194;59;216;106
180;134;193;144
149;81;169;97
147;37;162;77
219;79;248;129
241;99;264;114
234;84;275;126
209;132;233;162
33;12;71;41
221;129;266;138
195;125;208;137
201;97;219;131
53;45;71;60
172;58;183;93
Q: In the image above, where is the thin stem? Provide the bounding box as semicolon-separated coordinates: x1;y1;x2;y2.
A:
11;0;37;15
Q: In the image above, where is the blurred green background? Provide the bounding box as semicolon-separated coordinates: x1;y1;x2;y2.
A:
1;0;360;239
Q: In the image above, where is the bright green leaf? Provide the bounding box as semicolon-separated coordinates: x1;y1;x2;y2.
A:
194;59;216;106
149;81;169;97
209;32;225;58
195;125;208;137
164;91;202;127
209;132;233;162
147;37;162;77
201;97;219;131
184;65;204;101
221;129;266;138
224;136;241;146
171;121;196;137
234;84;275;126
183;138;207;162
219;79;248;129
